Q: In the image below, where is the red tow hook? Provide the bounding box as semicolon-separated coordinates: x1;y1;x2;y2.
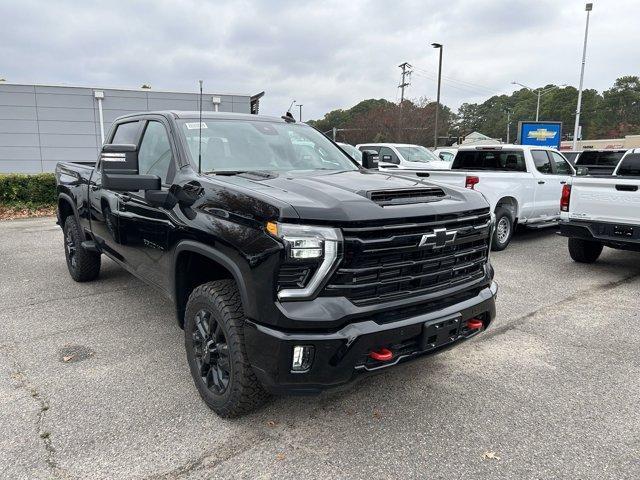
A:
467;318;484;330
369;347;394;362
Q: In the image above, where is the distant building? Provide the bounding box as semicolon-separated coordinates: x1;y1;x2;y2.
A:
560;134;640;151
0;83;264;173
453;131;502;146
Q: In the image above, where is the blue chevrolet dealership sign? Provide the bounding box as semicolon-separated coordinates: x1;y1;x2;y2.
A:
517;121;562;149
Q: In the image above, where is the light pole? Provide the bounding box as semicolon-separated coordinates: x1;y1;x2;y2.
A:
573;3;593;149
511;82;566;121
431;43;443;148
297;104;303;122
506;110;511;143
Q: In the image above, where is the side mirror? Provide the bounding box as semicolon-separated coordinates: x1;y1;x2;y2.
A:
101;144;161;192
361;150;379;169
576;166;590;176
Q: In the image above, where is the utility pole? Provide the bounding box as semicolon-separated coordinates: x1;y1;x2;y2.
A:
297;104;303;122
398;62;412;142
573;3;593;149
398;62;412;103
506;110;511;143
431;43;443;147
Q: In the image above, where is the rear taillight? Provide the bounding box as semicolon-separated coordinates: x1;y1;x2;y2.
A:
560;184;571;212
465;175;480;189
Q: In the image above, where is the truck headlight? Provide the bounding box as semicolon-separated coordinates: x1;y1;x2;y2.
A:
267;222;342;300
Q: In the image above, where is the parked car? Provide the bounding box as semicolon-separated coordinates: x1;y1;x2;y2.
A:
356;143;451;170
561;150;581;165
559;148;640;262
573;149;627;175
55;111;498;417
336;142;362;163
400;145;576;250
433;148;457;163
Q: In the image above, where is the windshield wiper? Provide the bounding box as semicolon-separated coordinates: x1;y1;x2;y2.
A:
204;170;275;179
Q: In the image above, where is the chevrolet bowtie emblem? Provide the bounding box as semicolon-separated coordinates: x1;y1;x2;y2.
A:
419;228;457;248
527;128;557;141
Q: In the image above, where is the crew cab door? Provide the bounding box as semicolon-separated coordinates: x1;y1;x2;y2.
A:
88;120;143;259
531;149;569;219
114;118;179;292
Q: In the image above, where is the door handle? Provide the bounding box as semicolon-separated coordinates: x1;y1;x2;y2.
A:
538;181;545;185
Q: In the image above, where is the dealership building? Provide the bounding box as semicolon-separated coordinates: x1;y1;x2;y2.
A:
0;83;264;173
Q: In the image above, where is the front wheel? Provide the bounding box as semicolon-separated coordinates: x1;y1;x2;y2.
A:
184;280;269;418
568;237;603;263
491;207;514;251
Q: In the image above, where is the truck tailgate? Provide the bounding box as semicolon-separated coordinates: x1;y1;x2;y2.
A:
570;177;640;224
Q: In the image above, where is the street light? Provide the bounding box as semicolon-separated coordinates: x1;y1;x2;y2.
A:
573;2;593;149
511;82;567;121
431;42;443;148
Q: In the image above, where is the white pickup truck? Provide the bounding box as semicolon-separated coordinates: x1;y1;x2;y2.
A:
559;148;640;262
399;145;576;250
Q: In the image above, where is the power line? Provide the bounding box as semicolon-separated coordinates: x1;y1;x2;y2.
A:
412;66;498;95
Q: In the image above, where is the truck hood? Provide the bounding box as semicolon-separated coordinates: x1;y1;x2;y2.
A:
213;170;487;223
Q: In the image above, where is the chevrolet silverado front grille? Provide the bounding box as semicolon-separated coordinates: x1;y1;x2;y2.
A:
324;209;491;305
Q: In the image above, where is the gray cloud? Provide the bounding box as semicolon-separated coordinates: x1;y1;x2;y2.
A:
0;0;637;120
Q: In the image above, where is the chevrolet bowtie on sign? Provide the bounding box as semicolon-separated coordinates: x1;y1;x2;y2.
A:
419;228;457;249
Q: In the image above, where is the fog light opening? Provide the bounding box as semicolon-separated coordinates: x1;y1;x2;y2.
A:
291;345;314;373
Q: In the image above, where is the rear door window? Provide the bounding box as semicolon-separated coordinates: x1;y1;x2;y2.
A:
616;153;640;176
532;150;553;174
452;150;526;171
111;121;141;144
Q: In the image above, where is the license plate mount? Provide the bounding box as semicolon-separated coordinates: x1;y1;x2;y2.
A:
420;317;461;351
613;225;633;237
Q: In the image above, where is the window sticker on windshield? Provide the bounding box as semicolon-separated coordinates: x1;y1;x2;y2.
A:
252;123;278;135
185;122;208;130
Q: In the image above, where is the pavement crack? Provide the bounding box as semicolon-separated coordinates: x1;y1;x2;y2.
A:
2;344;71;479
148;428;274;479
486;270;640;340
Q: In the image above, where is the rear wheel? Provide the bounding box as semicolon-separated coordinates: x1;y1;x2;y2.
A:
184;280;269;418
63;216;101;282
568;237;603;263
492;207;514;251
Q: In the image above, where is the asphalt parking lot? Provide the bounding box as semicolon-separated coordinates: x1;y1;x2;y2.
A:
1;217;639;479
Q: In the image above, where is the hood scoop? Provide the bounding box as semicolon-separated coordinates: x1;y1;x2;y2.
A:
368;187;446;206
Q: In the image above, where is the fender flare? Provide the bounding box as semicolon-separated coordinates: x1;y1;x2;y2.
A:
57;192;80;225
171;240;253;323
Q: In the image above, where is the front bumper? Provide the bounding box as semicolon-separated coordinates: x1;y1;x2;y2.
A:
244;281;498;395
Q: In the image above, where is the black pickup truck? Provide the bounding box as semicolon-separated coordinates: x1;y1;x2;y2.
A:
56;111;498;417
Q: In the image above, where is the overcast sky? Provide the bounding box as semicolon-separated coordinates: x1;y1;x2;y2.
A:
1;0;637;120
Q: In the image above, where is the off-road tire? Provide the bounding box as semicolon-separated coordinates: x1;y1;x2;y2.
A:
63;216;101;282
492;207;514;251
568;237;603;263
185;280;269;418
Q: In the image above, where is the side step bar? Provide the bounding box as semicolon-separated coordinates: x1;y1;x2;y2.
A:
81;240;100;252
